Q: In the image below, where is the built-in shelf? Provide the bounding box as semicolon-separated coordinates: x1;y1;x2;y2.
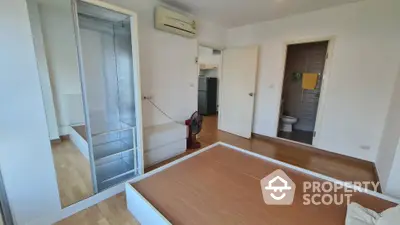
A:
98;170;139;192
96;157;136;184
92;126;133;137
93;140;134;160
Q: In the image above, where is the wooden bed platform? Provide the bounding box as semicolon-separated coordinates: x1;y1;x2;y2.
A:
125;142;398;225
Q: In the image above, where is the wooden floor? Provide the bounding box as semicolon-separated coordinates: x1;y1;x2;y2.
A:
147;115;377;186
134;145;394;225
57;115;378;224
52;140;93;208
56;193;139;225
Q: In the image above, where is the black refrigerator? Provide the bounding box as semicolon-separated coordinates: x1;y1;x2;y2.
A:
198;77;218;115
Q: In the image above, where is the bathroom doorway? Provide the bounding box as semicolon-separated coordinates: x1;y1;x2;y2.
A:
277;40;329;145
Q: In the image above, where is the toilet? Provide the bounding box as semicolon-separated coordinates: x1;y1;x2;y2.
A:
280;116;298;132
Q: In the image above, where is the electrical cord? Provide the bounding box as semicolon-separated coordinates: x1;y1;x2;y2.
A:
144;98;185;125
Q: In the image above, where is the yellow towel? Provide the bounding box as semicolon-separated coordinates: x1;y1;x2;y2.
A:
302;73;318;90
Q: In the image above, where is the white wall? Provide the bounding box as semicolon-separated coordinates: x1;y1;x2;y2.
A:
226;0;400;161
376;67;400;197
38;1;84;135
33;0;226;129
27;0;60;140
199;46;213;57
0;1;62;224
197;20;226;49
105;0;226;127
139;19;198;127
199;46;221;69
385;145;400;198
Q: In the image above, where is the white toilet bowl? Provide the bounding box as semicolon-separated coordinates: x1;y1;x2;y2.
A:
280;116;298;132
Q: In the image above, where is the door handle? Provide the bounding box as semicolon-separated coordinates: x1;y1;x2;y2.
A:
249;93;254;97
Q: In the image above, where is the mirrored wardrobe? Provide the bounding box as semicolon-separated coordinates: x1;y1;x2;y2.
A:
74;0;142;193
27;0;143;207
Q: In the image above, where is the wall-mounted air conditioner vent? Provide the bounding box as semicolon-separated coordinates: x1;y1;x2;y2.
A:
155;6;197;38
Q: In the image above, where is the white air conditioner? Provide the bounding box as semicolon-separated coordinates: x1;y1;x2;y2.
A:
155;6;197;38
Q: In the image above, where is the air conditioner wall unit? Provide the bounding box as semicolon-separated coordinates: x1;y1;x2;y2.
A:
155;6;197;38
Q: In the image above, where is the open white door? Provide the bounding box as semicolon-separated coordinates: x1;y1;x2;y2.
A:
219;46;259;138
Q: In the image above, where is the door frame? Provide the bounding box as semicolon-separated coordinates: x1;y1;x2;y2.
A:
197;44;224;130
217;50;223;131
71;0;144;192
274;36;336;147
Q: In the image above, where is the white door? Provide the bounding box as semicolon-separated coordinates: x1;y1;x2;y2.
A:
219;46;259;138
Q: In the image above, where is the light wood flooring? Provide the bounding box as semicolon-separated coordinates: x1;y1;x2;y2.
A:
52;140;93;208
147;115;377;186
56;193;139;225
135;145;394;225
56;115;378;224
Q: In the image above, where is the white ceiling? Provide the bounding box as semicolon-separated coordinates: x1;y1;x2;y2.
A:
162;0;363;28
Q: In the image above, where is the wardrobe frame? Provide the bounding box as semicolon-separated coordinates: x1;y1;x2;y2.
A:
71;0;144;193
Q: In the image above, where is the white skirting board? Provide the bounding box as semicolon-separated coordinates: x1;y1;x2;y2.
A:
125;142;400;225
69;126;89;160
